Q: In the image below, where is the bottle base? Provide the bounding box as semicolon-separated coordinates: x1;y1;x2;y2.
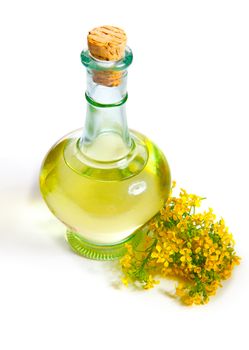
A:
66;229;144;260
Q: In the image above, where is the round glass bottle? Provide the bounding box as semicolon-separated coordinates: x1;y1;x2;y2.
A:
40;44;171;260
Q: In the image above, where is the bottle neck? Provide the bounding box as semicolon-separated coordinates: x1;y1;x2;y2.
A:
80;69;132;162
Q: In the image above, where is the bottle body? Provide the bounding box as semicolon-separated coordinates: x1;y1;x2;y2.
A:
40;129;171;246
40;41;171;259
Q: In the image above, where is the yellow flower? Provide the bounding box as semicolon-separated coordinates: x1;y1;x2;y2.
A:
120;255;131;268
121;277;129;286
119;182;240;306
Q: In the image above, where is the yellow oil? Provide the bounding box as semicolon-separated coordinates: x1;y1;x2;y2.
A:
40;129;171;245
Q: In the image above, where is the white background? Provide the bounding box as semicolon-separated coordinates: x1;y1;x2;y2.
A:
0;0;248;349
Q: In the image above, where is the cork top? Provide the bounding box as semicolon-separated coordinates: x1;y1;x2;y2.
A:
87;25;127;61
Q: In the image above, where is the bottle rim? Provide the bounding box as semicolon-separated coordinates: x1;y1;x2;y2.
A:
81;46;133;71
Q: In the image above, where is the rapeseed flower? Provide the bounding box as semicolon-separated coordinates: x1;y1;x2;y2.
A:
120;183;240;305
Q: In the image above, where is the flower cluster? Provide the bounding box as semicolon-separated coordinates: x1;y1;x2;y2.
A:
120;182;240;305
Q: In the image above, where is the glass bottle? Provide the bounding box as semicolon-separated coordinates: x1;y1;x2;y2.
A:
40;27;171;260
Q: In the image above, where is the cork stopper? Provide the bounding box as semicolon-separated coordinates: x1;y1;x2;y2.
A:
87;26;127;87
